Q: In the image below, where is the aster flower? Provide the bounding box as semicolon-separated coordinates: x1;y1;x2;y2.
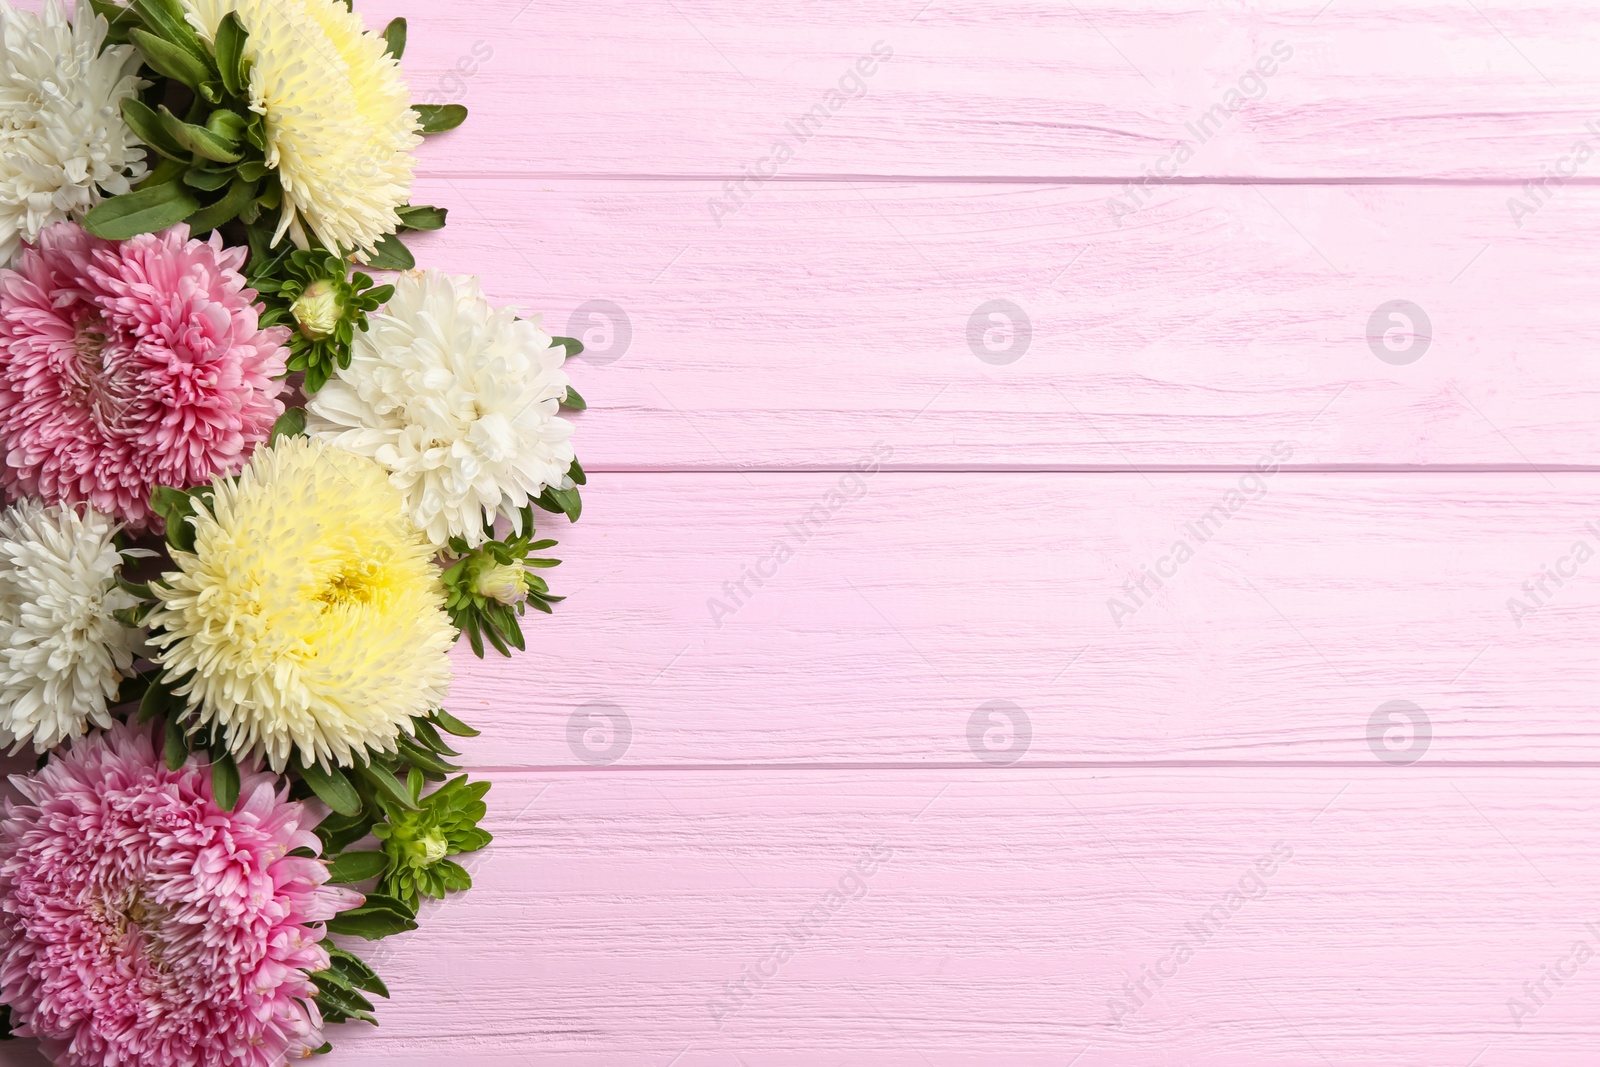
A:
0;500;139;752
0;0;147;266
0;220;288;528
0;722;361;1067
180;0;422;258
307;270;578;548
147;435;456;771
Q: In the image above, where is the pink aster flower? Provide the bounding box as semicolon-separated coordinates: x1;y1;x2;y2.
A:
0;221;288;528
0;723;362;1067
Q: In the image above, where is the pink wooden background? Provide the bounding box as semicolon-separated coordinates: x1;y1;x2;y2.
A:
14;0;1600;1063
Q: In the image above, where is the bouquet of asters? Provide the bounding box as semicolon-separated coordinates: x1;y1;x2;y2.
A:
0;1;585;1062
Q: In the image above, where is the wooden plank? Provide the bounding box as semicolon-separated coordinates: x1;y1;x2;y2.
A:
436;471;1600;765
407;177;1600;470
384;0;1600;179
319;769;1600;1065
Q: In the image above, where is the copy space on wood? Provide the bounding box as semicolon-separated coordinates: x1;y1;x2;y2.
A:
328;769;1600;1067
441;472;1600;766
410;178;1600;470
392;0;1600;180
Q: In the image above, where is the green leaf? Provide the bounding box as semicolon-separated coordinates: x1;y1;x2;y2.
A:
430;709;481;737
312;980;376;1024
500;603;529;648
300;761;364;817
355;892;415;918
454;827;493;852
436;859;473;892
395;204;447;231
358;761;419;811
382;17;406;59
478;611;512;657
311;965;371;1003
325;911;415;941
206;108;248;142
210;752;240;811
550;335;584;359
269;407;308;443
326;850;390;883
215;12;249;97
155;106;241;163
364;233;414;270
183;166;235;192
130;0;213;73
129;26;212;89
245;115;268;152
120;97;187;160
568;457;587;486
538;484;582;523
88;0;143;46
411;717;460;757
315;811;375;854
149;484;192;524
325;896;418;940
413;104;468;134
560;386;587;411
137;676;173;725
326;945;390;998
150;485;201;551
149;486;200;551
82;180;198;240
395;735;458;775
461;611;485;658
164;716;189;771
137;155;188;193
186;177;256;234
304;361;330;394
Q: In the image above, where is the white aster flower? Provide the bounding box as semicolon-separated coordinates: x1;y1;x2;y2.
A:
0;0;146;266
306;269;577;548
0;500;140;752
181;0;421;258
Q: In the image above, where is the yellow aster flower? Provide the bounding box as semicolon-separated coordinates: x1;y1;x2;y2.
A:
148;436;455;771
182;0;421;257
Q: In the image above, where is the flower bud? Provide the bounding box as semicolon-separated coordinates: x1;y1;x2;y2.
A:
474;561;528;605
418;830;449;866
291;279;344;340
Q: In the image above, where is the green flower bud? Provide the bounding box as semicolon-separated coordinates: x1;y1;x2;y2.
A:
291;278;344;340
473;561;528;605
416;829;449;866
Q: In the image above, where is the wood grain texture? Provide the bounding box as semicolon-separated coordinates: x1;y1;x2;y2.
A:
437;471;1600;765
389;0;1600;180
409;177;1600;470
8;1;1598;1065
317;770;1600;1066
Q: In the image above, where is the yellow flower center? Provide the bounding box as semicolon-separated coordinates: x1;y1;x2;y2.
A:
317;557;384;609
